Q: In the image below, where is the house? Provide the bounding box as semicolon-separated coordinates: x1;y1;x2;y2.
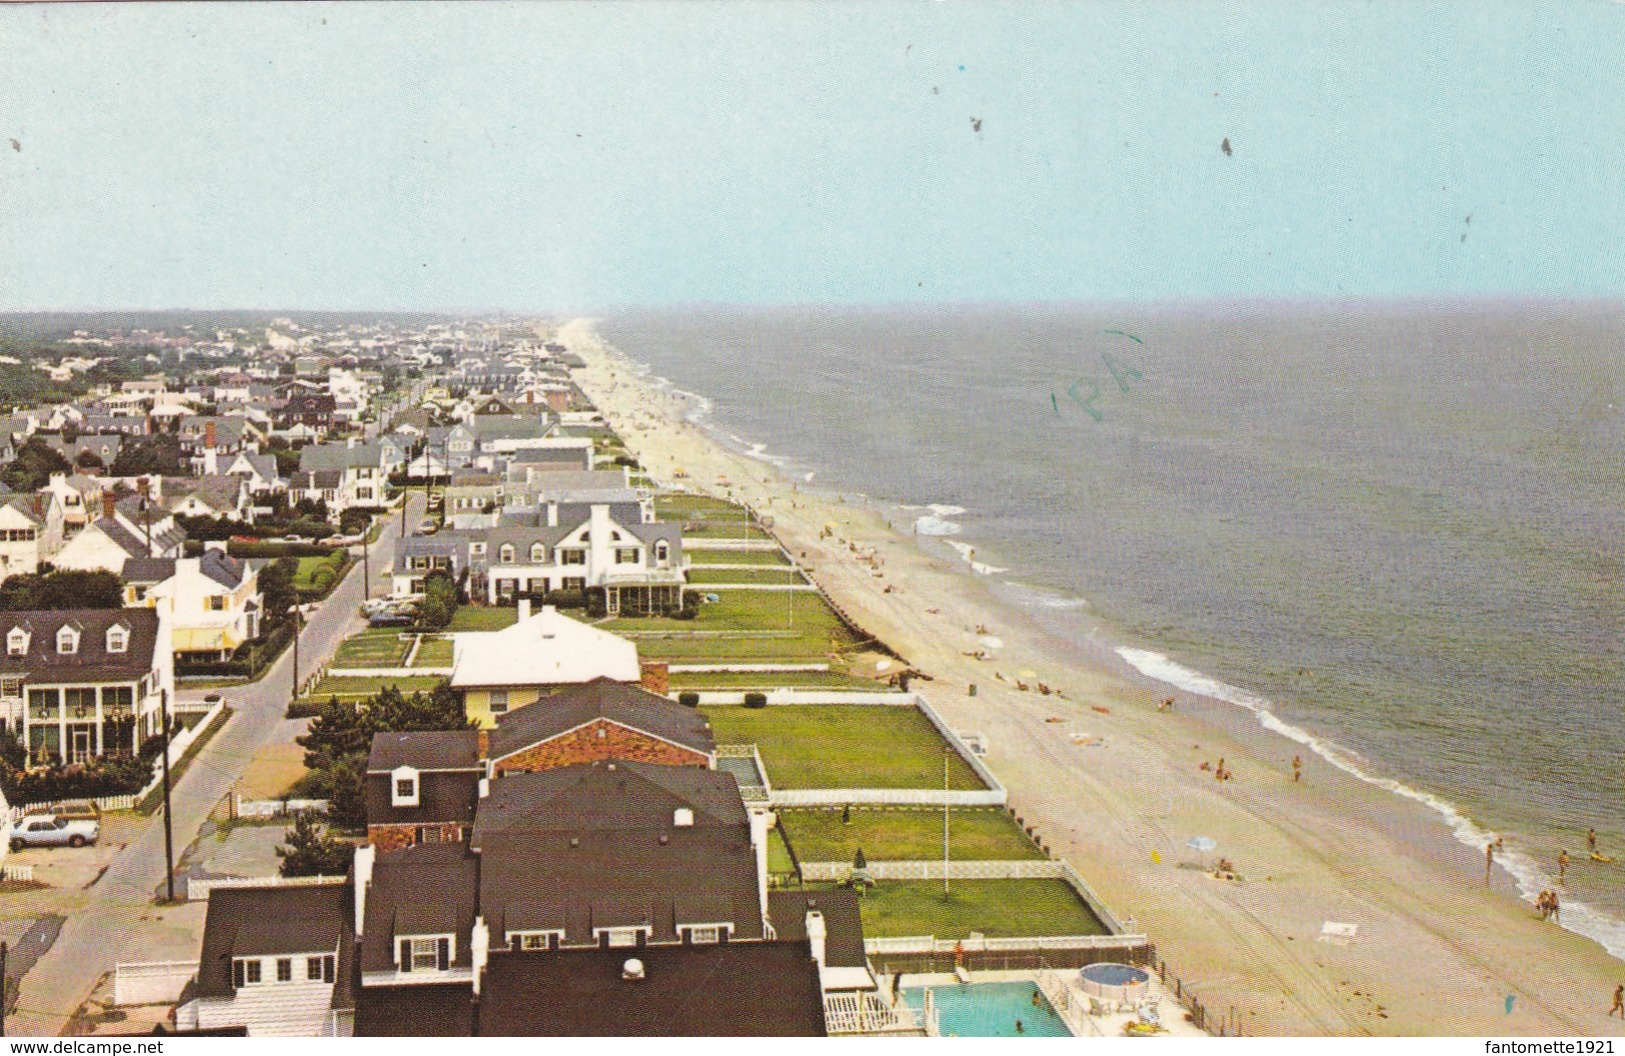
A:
295;441;394;514
53;494;187;574
0;496;45;583
505;439;595;474
175;883;355;1037
449;602;641;728
364;730;483;852
389;535;470;598
0;608;174;764
157;475;253;522
43;473;105;537
224;450;287;494
485;678;714;777
280;390;336;431
40;433;123;471
441;472;504;516
478;504;684;615
129;547;262;661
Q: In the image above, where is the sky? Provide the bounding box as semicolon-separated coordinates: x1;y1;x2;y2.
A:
2;1;1622;311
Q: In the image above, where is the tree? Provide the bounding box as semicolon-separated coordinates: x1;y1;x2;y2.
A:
338;507;371;536
276;812;354;877
109;434;184;477
0;437;71;492
0;569;123;610
365;682;472;734
296;697;371;771
420;569;457;629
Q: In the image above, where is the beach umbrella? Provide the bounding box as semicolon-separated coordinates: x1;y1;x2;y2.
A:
1187;835;1217;867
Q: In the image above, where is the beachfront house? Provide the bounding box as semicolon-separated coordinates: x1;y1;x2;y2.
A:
477;504;684;616
449;602;642;728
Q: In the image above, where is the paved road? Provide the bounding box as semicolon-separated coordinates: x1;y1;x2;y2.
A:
7;491;423;1037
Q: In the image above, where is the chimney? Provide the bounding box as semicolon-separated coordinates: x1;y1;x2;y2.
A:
353;844;376;938
748;809;774;931
478;776;490;799
204;419;216;449
477;729;490;758
471;917;490;996
103;492;116;520
639;660;669;696
805;910;827;969
621;958;646;982
516;598;531;622
673;808;694;828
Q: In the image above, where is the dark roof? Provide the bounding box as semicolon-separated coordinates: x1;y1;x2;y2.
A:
354;983;474;1037
197;548;249;589
768;889;868;968
489;679;713;763
476;943;826;1036
473;763;762;946
359;842;480;974
365;770;481;829
0;609;158;682
366;730;482;773
195;884;350;999
121;557;178;584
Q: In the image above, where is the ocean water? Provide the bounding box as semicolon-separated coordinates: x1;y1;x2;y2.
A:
599;301;1625;949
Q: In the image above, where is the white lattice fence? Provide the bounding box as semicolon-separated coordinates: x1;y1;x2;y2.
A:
799;858;1065;882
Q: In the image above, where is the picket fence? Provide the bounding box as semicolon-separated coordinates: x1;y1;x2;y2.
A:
865;933;1149;956
186;872;347;903
234;796;331;819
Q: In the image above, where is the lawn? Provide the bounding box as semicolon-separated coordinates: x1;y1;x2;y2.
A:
293;555;348;592
412;636;455;667
686;548;792;566
330;629;410;669
703;705;985;790
449;605;518;632
768;826;797;877
655;495;753;520
683;522;773;540
605;592;862;664
686;568;807;586
778;807;1044;862
667;670;885;692
830;879;1108;939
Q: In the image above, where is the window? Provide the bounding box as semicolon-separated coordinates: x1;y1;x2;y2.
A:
604;928;643;949
5;628;26;656
515;932;557;952
307;955;336;983
687;926;721;945
654;541;670;563
56;626;79;655
499;544;515;563
1;677;21;697
470;542;486;556
399;936;450;973
561;549;585;566
530;543;546;562
233;959;263;987
276;958;293;982
106;626;128;653
65;687;96;719
391;766;419;807
489;690;509;714
208;596;227;611
615;548;639;564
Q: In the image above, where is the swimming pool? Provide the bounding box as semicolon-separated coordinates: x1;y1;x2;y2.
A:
902;981;1072;1037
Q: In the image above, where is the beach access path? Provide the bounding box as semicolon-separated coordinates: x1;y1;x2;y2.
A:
563;317;1625;1037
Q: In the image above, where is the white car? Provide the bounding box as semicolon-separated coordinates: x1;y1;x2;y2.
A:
10;814;100;851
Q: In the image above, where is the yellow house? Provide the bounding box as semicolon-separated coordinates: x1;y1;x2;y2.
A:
450;601;640;729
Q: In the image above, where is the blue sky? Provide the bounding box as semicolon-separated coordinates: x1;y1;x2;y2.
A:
3;1;1622;310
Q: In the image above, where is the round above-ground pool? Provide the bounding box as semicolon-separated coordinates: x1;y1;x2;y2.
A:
1078;962;1150;1003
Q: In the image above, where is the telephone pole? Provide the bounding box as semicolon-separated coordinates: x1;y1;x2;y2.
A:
160;689;176;904
290;606;302;709
943;747;951;896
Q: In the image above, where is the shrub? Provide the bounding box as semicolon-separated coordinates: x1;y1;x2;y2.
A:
678;691;700;708
743;692;768;709
309;567;336;594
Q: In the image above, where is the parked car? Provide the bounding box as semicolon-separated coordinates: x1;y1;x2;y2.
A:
418;519;439;535
368;612;414;628
10;814;100;852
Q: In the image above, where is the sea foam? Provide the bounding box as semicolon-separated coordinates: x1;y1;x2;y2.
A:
1114;646;1625;960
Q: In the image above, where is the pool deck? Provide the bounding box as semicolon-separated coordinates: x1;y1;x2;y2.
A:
889;969;1209;1038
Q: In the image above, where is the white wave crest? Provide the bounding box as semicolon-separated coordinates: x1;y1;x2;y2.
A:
1113;646;1625;960
946;540;1008;575
913;515;962;537
928;503;968;517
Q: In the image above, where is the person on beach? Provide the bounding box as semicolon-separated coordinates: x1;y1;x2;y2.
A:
1485;842;1497;887
1560;850;1570;884
1610;984;1623;1018
1590;829;1598;854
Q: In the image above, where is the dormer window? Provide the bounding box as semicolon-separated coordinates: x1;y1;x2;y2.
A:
529;543;546;563
6;628;28;656
391;766;419;807
397;935;451;973
654;541;670;563
106;626;128;654
56;625;79;655
499;544;515;563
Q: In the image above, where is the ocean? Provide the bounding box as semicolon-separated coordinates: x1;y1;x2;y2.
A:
598;301;1625;951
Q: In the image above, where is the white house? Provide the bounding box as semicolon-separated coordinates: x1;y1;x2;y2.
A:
450;601;641;728
478;504;685;616
0;496;45;583
128;547;262;661
53;494;187;575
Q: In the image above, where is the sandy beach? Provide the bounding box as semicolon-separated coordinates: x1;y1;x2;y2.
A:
562;317;1624;1036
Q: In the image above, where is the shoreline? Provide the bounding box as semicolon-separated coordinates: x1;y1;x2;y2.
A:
565;317;1625;1036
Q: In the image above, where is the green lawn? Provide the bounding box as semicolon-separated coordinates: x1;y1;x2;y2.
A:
683;522;773;539
605;592;862;664
330;629;410;669
832;879;1108;939
686;548;792;566
293;555;348;592
667;670;886;692
412;636;455;667
768;826;797;877
686;568;807;586
449;605;518;632
655;495;753;520
779;807;1044;862
703;705;985;790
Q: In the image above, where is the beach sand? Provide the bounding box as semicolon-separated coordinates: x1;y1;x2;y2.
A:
562;318;1624;1036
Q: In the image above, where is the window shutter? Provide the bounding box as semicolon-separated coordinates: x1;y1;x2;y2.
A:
398;938;412;972
436;937;450;971
324;955;335;983
233;960;245;989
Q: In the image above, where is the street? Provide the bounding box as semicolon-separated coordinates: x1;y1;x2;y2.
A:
5;490;424;1037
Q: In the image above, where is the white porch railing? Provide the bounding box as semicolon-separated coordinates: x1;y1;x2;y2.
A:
823;991;925;1036
187;872;347;902
799;859;1063;882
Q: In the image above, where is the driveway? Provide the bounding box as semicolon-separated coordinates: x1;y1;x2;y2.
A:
5;491;423;1037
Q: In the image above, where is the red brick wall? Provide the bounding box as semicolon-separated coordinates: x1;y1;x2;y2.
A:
639;661;670;695
495;720;706;775
368;822;464;853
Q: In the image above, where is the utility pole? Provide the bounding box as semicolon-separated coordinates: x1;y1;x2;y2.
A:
290;606;302;710
360;534;370;601
160;688;175;904
2;939;8;1037
943;747;951;896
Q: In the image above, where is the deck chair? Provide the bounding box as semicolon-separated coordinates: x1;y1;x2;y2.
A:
1089;997;1109;1017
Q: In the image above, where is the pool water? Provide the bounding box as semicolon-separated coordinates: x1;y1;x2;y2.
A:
902;981;1072;1037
